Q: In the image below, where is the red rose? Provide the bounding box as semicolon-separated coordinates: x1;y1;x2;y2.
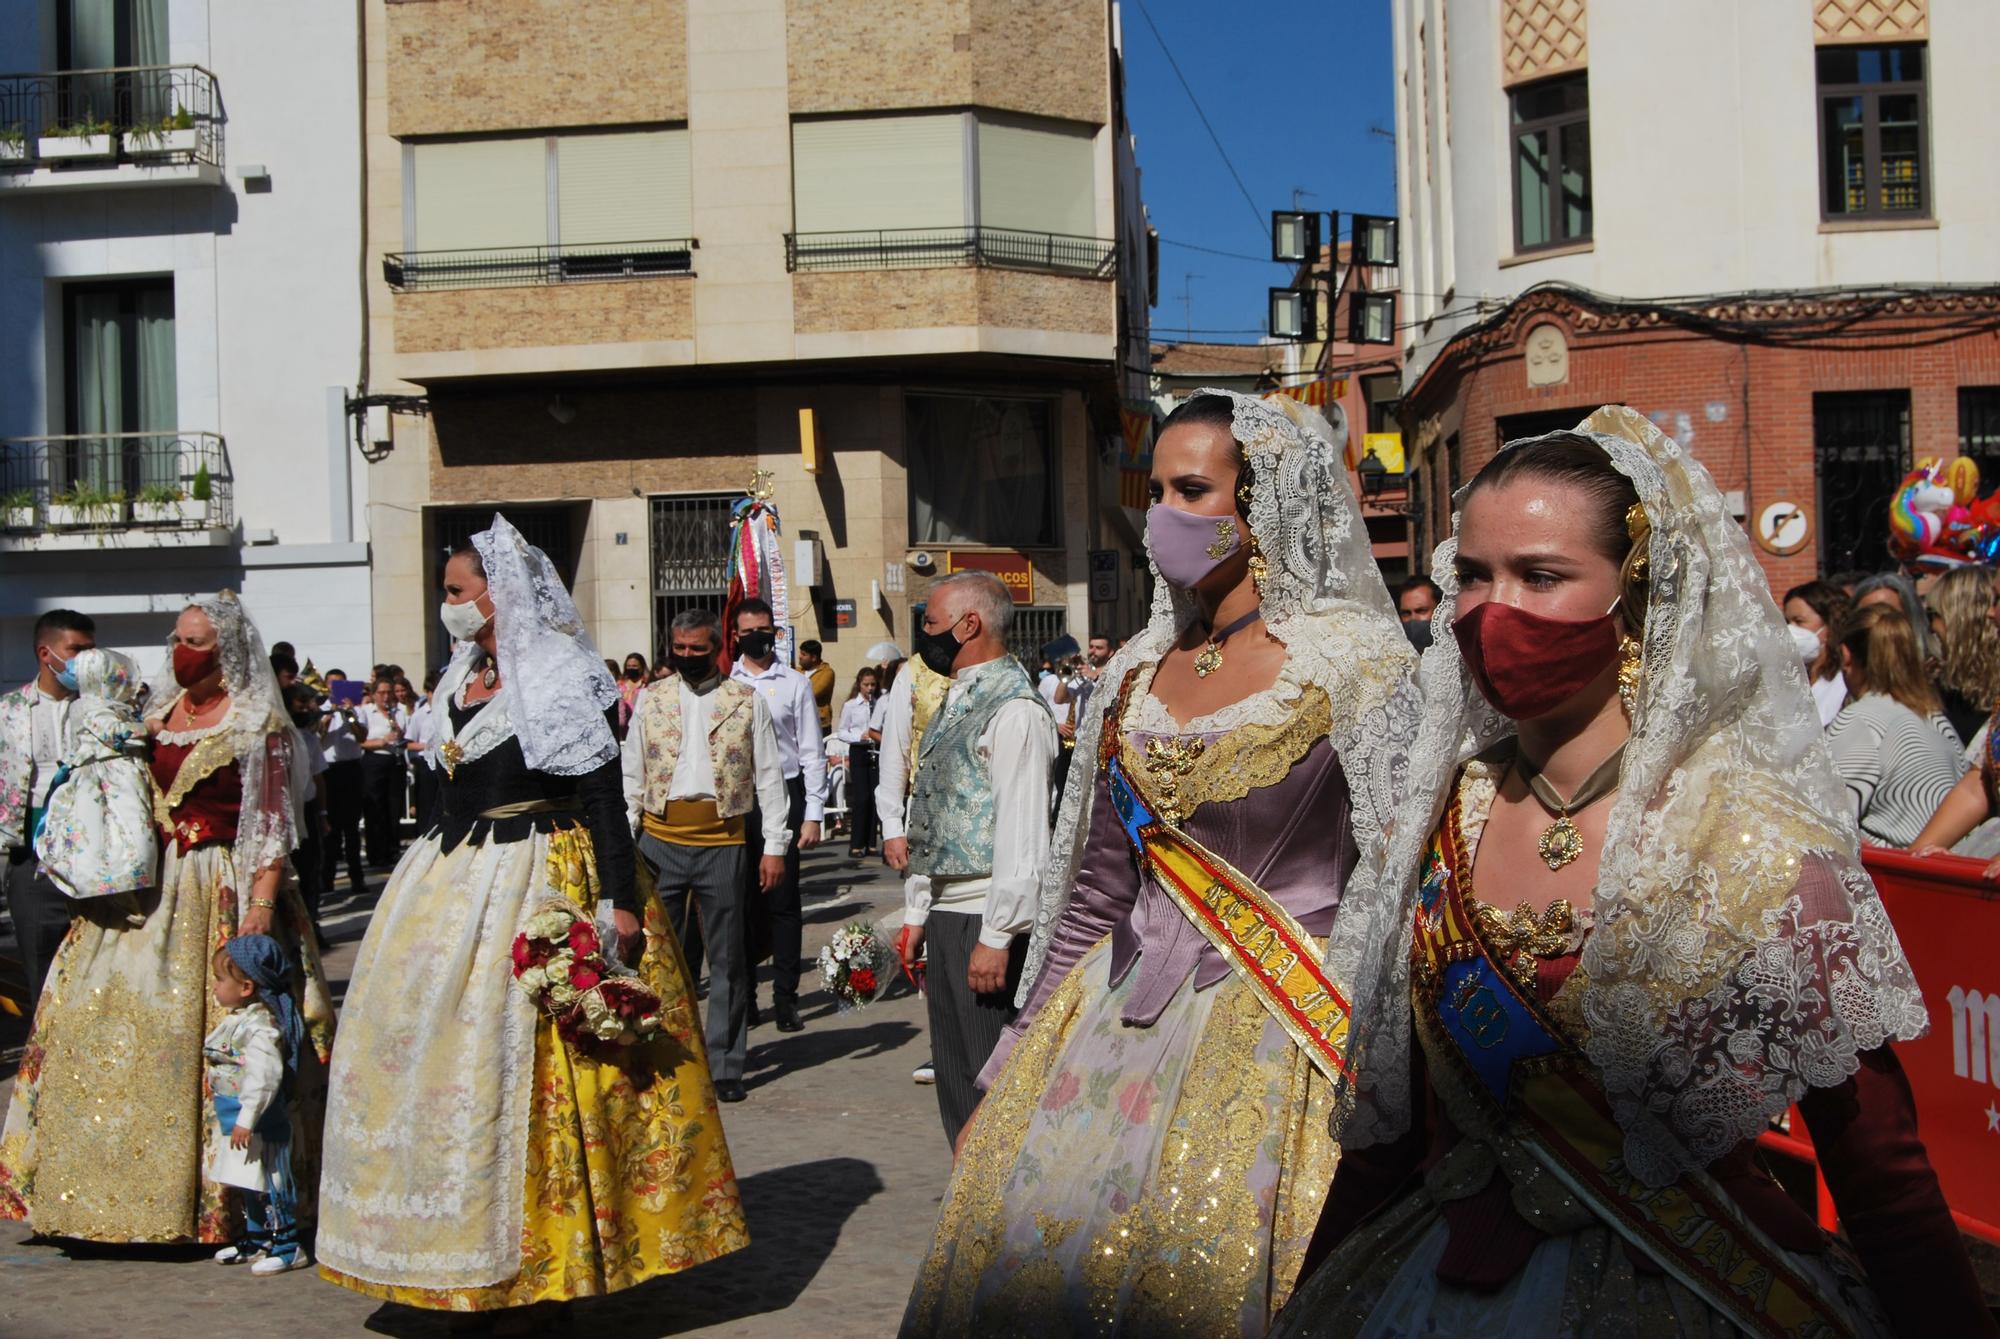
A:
568;921;600;957
850;968;877;995
571;965;603;991
511;934;535;972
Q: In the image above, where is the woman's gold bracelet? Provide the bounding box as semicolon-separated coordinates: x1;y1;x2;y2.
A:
250;896;277;910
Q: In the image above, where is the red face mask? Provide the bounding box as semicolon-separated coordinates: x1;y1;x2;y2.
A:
173;643;220;689
1452;600;1621;720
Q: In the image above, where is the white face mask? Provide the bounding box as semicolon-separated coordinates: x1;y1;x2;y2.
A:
1789;622;1822;664
440;596;491;642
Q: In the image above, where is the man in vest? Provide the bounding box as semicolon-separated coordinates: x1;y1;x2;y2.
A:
622;608;790;1104
890;571;1057;1145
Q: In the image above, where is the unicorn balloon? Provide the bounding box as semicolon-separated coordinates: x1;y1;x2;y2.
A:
1888;456;2000;569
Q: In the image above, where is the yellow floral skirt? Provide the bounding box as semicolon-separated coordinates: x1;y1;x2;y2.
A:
318;826;748;1311
904;937;1337;1338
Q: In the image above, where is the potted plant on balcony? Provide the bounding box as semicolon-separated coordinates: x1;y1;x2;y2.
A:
133;481;193;525
38;115;114;161
0;125;26;165
122;105;198;159
2;488;36;530
48;482;125;529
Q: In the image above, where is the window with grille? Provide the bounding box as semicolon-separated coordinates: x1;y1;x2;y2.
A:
1958;388;2000;481
1510;74;1591;253
1817;44;1927;221
1814;391;1910;572
650;494;736;662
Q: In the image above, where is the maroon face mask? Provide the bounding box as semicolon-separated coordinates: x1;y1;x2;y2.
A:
1452;600;1621;720
173;643;220;689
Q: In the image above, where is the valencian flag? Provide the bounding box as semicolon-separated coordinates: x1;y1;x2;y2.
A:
722;470;791;669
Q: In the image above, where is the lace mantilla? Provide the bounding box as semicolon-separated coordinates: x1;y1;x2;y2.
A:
469;514;619;778
153;720;228;747
1324;406;1928;1186
1019;388;1420;1006
428;678;516;775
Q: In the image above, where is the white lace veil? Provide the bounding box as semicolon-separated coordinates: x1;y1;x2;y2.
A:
1324;405;1929;1186
1017;388;1420;1004
145;590;307;881
464;512;620;778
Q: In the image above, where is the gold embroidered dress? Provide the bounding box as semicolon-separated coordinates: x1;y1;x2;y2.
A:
0;705;336;1243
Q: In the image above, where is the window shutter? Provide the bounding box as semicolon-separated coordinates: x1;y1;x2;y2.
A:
977;119;1095;236
558;129;692;245
792;115;966;233
411;138;548;251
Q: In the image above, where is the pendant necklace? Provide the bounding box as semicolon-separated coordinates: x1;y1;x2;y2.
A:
476;653;499;691
1192;606;1263;679
1514;743;1626;871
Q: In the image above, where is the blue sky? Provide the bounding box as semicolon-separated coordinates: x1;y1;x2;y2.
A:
1122;0;1397;344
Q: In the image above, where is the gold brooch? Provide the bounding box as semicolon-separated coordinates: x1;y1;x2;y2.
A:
1205;518;1236;559
439;739;464;778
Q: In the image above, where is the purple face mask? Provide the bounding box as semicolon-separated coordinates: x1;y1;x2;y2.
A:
1147;503;1243;590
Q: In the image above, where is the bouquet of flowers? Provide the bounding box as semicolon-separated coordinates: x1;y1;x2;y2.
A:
815;919;897;1013
511;900;664;1054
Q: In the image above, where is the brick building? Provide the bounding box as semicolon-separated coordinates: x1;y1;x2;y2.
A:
1392;0;2000;592
361;0;1153;681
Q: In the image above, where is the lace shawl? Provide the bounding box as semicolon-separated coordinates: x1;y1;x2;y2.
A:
1017;388;1421;1004
1324;405;1929;1187
144;590;307;885
469;513;620;778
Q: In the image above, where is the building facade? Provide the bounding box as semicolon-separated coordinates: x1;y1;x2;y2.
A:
1392;0;2000;590
0;0;372;678
361;0;1154;684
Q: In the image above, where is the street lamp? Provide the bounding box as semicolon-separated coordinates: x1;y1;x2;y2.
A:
1269;286;1315;342
1350;213;1400;267
1356;447;1421;516
1271;210;1325;264
1350;292;1397;345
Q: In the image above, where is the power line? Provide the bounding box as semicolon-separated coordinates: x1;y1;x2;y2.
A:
1160;237;1279;264
1133;0;1269;242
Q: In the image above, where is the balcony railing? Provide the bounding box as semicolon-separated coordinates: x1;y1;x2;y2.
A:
1;432;234;535
785;226;1117;278
382;239;700;292
0;65;222;170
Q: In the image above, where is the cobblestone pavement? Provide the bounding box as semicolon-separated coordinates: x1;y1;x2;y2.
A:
0;846;952;1339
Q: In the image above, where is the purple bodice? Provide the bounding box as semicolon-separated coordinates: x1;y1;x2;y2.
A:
1008;727;1356;1047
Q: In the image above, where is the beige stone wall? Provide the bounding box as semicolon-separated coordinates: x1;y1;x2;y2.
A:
395;280;696;354
386;0;689;137
787;0;1107;124
792;268;1113;335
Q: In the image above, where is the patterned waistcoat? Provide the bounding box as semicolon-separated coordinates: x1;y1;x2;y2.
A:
639;677;759;819
906;657;1045;880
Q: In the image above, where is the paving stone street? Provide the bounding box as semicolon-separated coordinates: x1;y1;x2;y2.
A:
0;848;950;1339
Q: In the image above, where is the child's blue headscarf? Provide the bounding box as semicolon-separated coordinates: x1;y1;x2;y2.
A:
224;933;302;1072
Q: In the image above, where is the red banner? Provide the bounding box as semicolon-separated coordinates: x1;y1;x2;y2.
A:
1760;849;2000;1245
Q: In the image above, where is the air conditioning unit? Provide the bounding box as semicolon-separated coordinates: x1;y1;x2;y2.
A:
793;538;823;586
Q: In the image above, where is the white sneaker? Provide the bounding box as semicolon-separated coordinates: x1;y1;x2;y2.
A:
250;1251;312;1276
912;1060;936;1085
214;1244;263;1265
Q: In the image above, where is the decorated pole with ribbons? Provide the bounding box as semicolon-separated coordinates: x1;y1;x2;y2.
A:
722;468;792;668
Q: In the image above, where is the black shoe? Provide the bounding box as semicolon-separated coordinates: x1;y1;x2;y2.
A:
746;997;762;1027
715;1079;747;1103
775;996;803;1032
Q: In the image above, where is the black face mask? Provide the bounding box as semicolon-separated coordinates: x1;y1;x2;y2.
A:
624;666;645;681
736;629;775;661
913;617;968;677
289;712;317;729
1403;619;1434;652
669;652;717;683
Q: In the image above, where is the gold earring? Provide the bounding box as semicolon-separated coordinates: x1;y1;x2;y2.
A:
1247;535;1269;597
1617;634;1642;717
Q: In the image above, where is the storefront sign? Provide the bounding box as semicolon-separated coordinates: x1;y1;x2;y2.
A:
946;550;1035;603
1362;432;1405;473
1088;549;1120;603
829;598;857;629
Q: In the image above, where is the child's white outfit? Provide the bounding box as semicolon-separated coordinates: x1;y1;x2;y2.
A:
33;648;153;925
202;1000;300;1267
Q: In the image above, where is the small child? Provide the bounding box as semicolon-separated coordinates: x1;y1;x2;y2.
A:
33;647;153;927
203;934;310;1275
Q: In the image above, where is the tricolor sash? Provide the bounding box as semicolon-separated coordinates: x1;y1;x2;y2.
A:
1105;750;1351;1081
1413;804;1857;1339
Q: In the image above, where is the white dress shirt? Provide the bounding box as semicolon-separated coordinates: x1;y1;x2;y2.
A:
731;656;828;823
901;657;1058;950
321;703;365;764
28;687;73;809
405;699;436;754
873;665;918;842
620;679;792;856
836;694;877;745
357;702;410;750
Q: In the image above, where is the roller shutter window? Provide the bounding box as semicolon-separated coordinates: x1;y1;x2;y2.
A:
792;114;967;233
976;117;1095;236
411;137;548;251
558;129;692;245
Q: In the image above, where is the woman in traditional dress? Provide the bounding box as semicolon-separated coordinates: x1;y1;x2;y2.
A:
317;515;747;1331
902;390;1419;1337
0;591;336;1246
1273;407;1992;1338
